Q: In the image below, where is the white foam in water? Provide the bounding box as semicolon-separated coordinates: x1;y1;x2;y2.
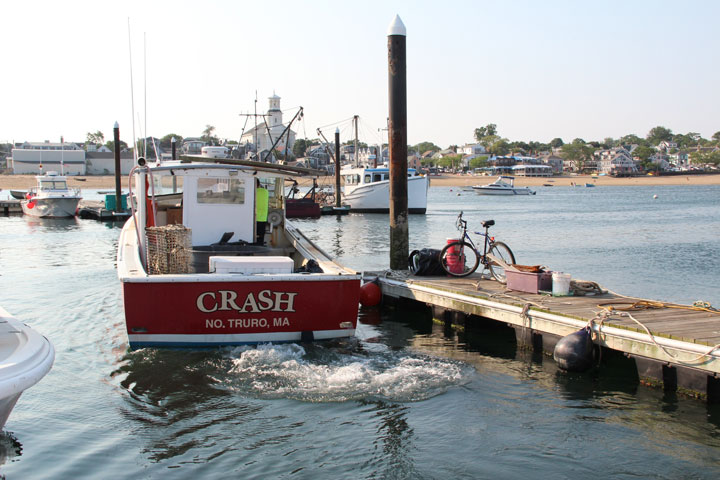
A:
224;343;470;403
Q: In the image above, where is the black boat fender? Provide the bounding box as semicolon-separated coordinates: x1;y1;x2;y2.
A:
553;327;595;372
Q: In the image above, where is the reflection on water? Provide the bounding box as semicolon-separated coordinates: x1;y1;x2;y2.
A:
2;186;720;478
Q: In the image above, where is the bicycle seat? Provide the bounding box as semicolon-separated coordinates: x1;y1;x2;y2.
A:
481;220;495;227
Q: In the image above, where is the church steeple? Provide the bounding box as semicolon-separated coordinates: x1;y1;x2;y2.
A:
268;92;282;126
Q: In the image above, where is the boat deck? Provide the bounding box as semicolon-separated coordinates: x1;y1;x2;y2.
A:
365;269;720;400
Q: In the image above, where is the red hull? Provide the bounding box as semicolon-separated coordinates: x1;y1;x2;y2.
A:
286;199;321;218
122;278;360;347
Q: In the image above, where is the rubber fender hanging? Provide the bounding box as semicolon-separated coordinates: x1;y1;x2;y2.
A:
359;281;382;307
553;327;594;372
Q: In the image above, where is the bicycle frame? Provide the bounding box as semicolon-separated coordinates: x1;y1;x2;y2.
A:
456;218;493;267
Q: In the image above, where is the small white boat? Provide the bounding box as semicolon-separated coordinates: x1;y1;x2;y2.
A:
0;307;55;430
21;171;82;217
117;158;361;348
472;176;535;195
340;166;429;213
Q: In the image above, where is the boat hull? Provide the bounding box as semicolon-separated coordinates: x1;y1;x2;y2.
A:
21;197;81;217
343;175;428;213
121;276;361;347
471;188;534;195
0;307;55;430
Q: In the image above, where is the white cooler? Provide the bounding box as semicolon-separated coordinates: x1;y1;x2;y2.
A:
209;256;294;275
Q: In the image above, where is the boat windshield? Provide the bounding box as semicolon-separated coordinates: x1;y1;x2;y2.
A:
197;178;246;204
40;180;68;190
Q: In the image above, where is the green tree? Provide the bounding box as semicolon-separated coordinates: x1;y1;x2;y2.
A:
712;131;720;144
561;139;594;172
487;138;510;156
437;154;462;170
469;156;488;169
86;130;105;146
293;138;311;158
160;134;184;150
632;145;655;163
690;150;720;166
103;139;128;152
549;137;564;149
474;124;497;142
646;126;673;145
202;125;218;145
413;141;440;154
619;134;646;146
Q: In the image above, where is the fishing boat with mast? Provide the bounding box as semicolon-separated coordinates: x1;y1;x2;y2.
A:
318;116;429;213
116;156;361;348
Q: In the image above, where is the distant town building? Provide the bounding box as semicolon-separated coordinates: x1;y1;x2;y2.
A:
10;141;86;175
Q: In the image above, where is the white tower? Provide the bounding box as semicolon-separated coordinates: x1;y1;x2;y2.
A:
268;93;282;126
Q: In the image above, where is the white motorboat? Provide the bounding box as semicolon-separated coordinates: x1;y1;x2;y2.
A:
471;176;535;195
340;166;429;213
0;307;55;430
21;171;82;217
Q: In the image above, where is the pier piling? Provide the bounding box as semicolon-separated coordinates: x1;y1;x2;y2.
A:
387;14;409;270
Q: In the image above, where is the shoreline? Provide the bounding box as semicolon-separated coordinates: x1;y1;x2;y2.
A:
1;173;719;191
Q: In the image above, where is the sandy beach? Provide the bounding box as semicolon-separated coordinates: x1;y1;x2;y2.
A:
1;172;719;191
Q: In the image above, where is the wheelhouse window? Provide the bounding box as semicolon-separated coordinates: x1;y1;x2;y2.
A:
197;178;245;204
40;180;68;190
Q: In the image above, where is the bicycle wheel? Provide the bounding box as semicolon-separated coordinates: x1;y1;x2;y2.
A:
487;241;515;284
440;241;480;277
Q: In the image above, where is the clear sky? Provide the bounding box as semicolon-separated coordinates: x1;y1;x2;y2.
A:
2;0;718;148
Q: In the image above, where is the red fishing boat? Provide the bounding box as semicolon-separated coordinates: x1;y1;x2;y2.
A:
117;158;360;348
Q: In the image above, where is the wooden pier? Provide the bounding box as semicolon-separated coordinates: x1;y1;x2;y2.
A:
0;199;22;215
365;270;720;402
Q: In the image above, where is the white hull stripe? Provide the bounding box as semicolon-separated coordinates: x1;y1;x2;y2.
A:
128;329;355;346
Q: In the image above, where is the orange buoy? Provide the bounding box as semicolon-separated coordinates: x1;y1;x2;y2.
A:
359;282;382;307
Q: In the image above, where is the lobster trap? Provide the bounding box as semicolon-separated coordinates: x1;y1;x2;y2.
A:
145;225;192;274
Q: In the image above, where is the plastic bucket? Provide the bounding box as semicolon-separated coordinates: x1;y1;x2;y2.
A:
445;238;464;274
552;272;571;296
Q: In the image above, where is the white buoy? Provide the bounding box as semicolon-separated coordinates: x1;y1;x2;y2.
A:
653;194;658;199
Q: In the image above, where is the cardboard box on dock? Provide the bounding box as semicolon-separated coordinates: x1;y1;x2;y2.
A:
506;268;552;294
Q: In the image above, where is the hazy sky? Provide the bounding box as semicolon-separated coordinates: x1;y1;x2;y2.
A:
2;0;718;148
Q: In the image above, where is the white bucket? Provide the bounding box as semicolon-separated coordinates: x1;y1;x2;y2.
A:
552;272;571;296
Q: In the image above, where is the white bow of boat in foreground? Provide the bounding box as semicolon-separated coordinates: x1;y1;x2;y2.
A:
117;158;361;348
0;307;55;430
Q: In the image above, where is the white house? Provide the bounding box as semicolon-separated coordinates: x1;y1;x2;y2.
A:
240;93;296;160
598;147;637;175
10;141;86;175
458;143;486;156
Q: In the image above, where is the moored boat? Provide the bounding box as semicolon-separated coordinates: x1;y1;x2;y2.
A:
340;166;429;213
117;158;361;348
0;307;55;430
20;172;82;217
472;176;535;195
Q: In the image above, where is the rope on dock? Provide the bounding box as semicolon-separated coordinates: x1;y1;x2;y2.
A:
597;300;720;315
587;309;720;366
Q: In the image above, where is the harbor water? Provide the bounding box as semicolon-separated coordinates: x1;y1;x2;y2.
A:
1;184;719;479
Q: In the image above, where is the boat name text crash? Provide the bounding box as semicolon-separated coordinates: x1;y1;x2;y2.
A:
196;290;298;313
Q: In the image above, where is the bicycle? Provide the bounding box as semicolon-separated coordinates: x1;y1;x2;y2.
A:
439;211;516;282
